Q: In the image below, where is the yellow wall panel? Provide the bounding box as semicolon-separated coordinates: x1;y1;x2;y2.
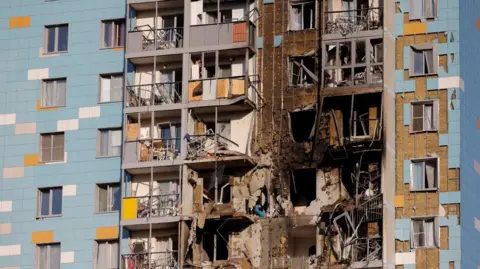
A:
122;198;137;220
96;226;118;240
32;231;54;244
403;22;427;35
24;154;42;166
9;16;31;29
395;195;405;208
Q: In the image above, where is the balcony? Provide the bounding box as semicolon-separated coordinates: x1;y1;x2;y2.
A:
187;76;256;106
324;6;383;37
126;82;182;108
351;237;382;268
122;251;179;269
190;21;256;49
124;138;180;163
123;193;180;219
128;26;184;54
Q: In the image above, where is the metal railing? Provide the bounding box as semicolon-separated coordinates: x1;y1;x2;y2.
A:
324;8;383;35
355;194;383;224
126;82;182;107
135;138;181;162
352;237;382;263
122;251;179;269
131;26;184;51
129;193;180;218
184;129;238;159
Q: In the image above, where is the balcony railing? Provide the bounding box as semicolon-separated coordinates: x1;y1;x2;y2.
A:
124;138;180;163
324;8;383;35
188;76;246;102
128;26;184;52
184;129;239;159
189;21;255;47
125;193;180;219
126;82;182;107
355;194;383;224
351;237;382;264
122;251;179;269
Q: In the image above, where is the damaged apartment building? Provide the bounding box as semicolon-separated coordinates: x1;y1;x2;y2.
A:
116;0;473;268
119;0;391;268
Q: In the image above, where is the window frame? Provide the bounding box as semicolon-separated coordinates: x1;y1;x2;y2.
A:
101;19;126;49
409;44;438;77
98;73;124;104
289;1;316;31
410;100;439;133
97;128;122;158
410;217;438;249
409;0;438;20
40;132;65;163
35;243;61;269
410;157;439;191
44;24;69;54
288;56;316;86
37;187;63;218
95;183;120;213
41;78;67;108
93;240;119;269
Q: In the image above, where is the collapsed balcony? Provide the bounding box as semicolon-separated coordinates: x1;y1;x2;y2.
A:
127;3;184;53
126;55;183;109
323;37;383;91
122;251;179;269
124;111;182;165
324;0;383;36
188;49;258;107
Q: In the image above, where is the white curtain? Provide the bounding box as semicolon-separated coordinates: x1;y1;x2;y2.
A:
289;6;301;30
97;242;108;268
100;130;109;156
50;244;61;269
101;77;111;103
111;75;123;102
424;49;434;74
43;80;66;107
98;186;108;212
38;246;48;269
424;219;435;247
413;162;424;190
110;130;122;156
412;220;424;248
424;104;433;131
425;161;436;188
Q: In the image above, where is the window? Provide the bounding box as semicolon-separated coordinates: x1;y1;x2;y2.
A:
99;74;123;103
289;56;316;86
98;129;122;157
94;240;118;269
411;158;438;190
38;187;62;217
96;183;120;213
45;24;68;53
36;243;61;269
410;45;438;76
411;101;438;132
102;19;125;48
41;78;66;108
411;218;438;248
289;2;315;30
409;0;437;19
40;133;65;163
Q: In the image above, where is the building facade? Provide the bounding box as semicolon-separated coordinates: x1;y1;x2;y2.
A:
2;0;480;268
0;0;125;268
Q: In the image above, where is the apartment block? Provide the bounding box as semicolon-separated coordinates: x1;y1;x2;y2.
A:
3;0;480;268
0;0;125;268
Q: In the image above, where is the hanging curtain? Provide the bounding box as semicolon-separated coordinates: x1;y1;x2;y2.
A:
96;242;108;268
110;241;119;268
100;130;109;156
50;244;61;269
424;104;433;131
111;75;123;102
98;187;107;212
413;162;424;189
175;126;181;153
425;161;436;188
289;5;301;30
110;130;122;156
38;245;48;269
160;71;174;103
424;49;434;74
424;219;435;247
101;77;111;103
112;185;121;211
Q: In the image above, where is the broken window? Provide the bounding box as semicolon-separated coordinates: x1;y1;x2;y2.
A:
409;0;437;19
411;100;438;132
411;158;438;190
411;218;438;248
289;56;316;86
202;232;229;261
289;1;315;30
290;169;316;208
288;106;317;142
410;45;437;76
